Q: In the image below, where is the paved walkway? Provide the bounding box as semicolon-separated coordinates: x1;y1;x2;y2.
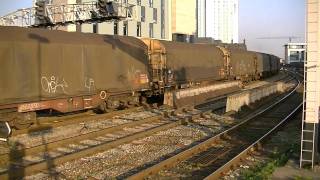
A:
272;159;320;180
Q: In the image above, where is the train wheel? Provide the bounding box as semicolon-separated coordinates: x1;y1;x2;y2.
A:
12;112;36;130
0;121;11;140
140;96;149;107
13;119;32;130
97;101;107;113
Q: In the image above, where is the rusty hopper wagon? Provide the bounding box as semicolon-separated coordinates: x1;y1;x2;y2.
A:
0;26;280;130
0;26;150;129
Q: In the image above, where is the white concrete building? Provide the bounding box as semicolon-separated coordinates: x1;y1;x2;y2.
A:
37;0;171;40
284;43;306;64
82;0;170;40
300;0;320;169
197;0;239;43
171;0;197;42
196;0;206;38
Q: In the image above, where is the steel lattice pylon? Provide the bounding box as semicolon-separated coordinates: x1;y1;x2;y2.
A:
0;1;136;28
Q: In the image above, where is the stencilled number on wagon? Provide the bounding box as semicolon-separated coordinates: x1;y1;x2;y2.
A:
41;76;68;94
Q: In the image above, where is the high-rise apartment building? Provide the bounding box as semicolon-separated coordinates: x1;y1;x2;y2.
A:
197;0;239;43
171;0;197;42
34;0;171;40
197;0;206;38
33;0;200;42
300;0;320;169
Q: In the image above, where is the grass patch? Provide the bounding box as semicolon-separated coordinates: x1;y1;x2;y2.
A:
240;144;299;180
294;176;313;180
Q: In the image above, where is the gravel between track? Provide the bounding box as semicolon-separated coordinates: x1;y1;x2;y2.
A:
25;115;233;179
4;110;156;151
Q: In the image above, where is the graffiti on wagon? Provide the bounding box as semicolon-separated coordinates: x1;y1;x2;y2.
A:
84;77;95;92
41;76;68;94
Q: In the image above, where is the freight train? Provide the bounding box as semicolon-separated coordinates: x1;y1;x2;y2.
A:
0;26;280;130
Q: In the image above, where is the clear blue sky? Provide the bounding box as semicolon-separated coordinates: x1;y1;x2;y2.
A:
239;0;305;58
0;1;32;16
0;0;305;58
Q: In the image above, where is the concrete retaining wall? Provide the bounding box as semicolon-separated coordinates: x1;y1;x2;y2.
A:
226;82;286;112
164;81;240;108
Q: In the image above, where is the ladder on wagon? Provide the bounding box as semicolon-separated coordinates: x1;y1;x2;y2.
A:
300;0;320;169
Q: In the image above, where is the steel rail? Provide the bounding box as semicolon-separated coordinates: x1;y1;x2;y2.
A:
0;115;162;165
0;119;181;179
1;106;215;179
36;106;142;124
204;103;302;179
1;72;295;179
12;107;142;136
127;76;300;180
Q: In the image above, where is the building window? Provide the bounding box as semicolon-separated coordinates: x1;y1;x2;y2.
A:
93;23;97;33
141;6;145;22
289;51;300;61
76;24;81;32
149;0;153;7
153;8;157;23
149;23;154;38
114;22;118;35
123;21;128;36
137;0;141;6
137;22;141;37
301;51;305;62
160;0;165;39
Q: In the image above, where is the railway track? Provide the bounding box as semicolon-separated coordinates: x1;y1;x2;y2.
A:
11;72;291;137
11;107;143;136
127;73;302;179
0;72;294;179
0;107;211;179
1;115;167;178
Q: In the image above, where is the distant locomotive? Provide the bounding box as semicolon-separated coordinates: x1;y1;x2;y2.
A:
0;26;280;129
